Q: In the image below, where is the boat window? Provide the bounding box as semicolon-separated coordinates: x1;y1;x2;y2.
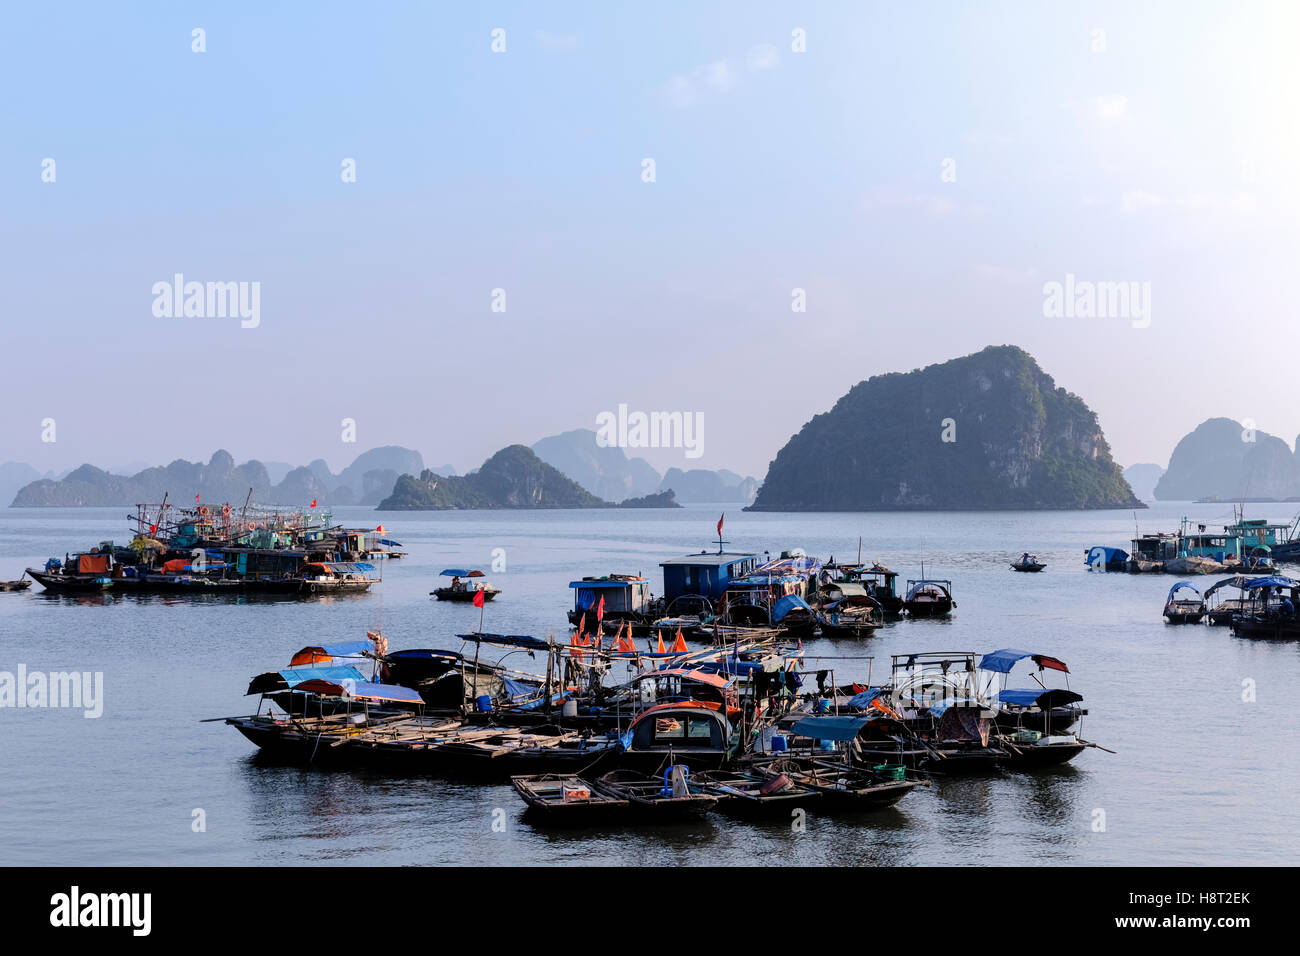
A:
653;717;684;740
687;717;715;740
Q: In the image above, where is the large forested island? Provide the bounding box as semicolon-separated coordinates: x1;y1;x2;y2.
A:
747;345;1143;512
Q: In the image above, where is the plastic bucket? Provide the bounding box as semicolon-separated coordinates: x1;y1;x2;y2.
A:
475;694;493;713
770;734;788;752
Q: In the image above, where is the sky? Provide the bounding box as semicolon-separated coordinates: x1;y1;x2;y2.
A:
3;1;1298;479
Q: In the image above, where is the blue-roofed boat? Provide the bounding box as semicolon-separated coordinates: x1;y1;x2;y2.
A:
1228;576;1300;639
1163;581;1206;624
659;548;762;606
902;579;954;618
431;568;499;602
977;648;1086;735
567;574;656;634
721;549;822;633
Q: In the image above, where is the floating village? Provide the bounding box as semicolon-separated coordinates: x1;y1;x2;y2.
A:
6;500;1300;827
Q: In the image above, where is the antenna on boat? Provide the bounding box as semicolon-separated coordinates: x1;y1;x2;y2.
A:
857;536;862;565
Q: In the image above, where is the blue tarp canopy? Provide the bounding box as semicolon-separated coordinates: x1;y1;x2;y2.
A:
1086;546;1128;566
386;648;463;663
772;594;812;623
1167;581;1200;599
440;569;483;577
789;715;869;741
978;648;1033;673
376;538;402;547
500;677;543;702
847;687;892;709
343;682;423;704
692;659;765;677
999;687;1084;708
314;562;375;573
569;580;641;589
245;664;367;695
1245;576;1300;589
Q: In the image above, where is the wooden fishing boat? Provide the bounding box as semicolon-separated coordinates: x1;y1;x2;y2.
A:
756;757;922;811
615;702;734;773
25;567;117;593
1228;575;1300;639
594;768;719;820
903;579;954;618
0;577;32;591
692;768;823;818
510;774;630;824
816;589;884;638
431;568;499;602
992;731;1089;768
1203;576;1253;626
1163;581;1206;624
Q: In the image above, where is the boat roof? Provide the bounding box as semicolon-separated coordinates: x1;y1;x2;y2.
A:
979;648;1069;674
569;578;646;589
1168;581;1202;598
1245;576;1300;589
788;715;869;741
440;568;484;577
660;551;759;567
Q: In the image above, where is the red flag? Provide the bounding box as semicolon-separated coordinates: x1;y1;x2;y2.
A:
310;499;317;508
149;524;158;535
196;493;201;504
673;628;688;653
717;513;724;537
473;588;485;608
577;612;586;635
656;633;666;654
596;594;606;623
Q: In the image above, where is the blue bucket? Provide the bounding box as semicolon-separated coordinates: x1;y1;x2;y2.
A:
475;694;493;713
771;734;788;752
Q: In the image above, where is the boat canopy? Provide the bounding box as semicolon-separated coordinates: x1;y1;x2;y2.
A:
440;569;484;577
375;538;402;547
789;715;869;741
1245;576;1300;589
1086;546;1128;565
772;594;813;623
305;561;375;574
568;579;642;589
385;648;463;664
904;580;952;601
998;687;1084;708
245;664;367;695
644;667;734;689
979;648;1070;674
289;679;423;703
1167;581;1201;600
457;632;552;651
1203;576;1252;598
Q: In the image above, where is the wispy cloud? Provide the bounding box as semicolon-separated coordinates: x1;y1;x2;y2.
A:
535;31;579;52
660;59;738;108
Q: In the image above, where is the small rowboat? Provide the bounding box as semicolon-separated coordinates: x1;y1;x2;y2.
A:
1010;556;1046;572
692;768;823;819
594;767;718;821
1;575;32;592
510;774;628;825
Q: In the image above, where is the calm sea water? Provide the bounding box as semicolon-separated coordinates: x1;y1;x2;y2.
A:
1;502;1296;866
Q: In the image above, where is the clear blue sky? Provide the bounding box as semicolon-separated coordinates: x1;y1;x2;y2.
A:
3;1;1298;478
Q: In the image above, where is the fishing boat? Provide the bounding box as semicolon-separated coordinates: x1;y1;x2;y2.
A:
1085;546;1132;572
25;564;118;593
753;754;922;811
691;767;823;818
902;579;954;617
721;550;822;632
1;575;32;591
568;574;657;634
431;569;499;602
1010;553;1046;572
977;649;1086;735
1203;576;1254;626
510;774;630;824
616;702;734;773
991;729;1090;768
816;583;884;637
594;767;719;820
1163;581;1206;624
1228;576;1300;639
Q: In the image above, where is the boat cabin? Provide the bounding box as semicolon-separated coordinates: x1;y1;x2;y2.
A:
660;551;761;604
570;575;653;618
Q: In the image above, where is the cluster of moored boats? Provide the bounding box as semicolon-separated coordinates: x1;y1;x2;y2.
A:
1162;575;1300;638
13;499;396;595
223;633;1102;825
1089;514;1296;575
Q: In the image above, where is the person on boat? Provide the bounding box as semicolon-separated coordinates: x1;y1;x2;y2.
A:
1021;552;1031;565
451;575;462;591
1281;596;1295;619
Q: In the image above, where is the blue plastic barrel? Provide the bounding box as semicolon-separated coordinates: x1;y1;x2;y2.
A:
475;694;493;712
771;734;788;752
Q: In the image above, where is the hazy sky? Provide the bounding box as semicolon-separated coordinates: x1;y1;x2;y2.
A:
3;1;1298;479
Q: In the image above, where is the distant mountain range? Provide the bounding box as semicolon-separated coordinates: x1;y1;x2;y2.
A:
7;446;436;507
531;429;758;503
1154;418;1300;501
748;345;1143;511
377;445;680;510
